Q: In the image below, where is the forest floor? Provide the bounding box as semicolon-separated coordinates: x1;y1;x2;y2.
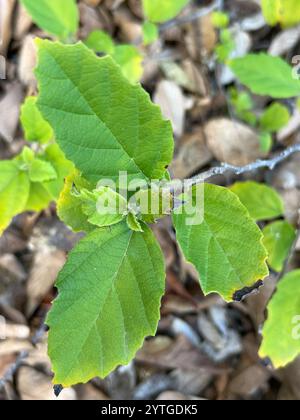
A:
1;0;300;400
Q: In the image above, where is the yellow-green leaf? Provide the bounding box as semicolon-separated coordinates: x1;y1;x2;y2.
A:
112;45;143;84
143;0;190;23
263;221;296;272
41;143;74;200
230;54;300;98
28;159;57;183
24;182;54;212
173;184;269;302
47;223;165;386
21;0;79;39
0;161;30;235
260;270;300;368
84;30;115;55
262;0;300;28
20;96;53;144
57;171;94;233
230;181;284;221
75;187;128;228
36;41;173;185
142;21;159;45
260;102;290;133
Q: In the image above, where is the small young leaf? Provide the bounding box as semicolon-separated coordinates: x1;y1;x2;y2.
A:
263;221;296;272
173;184;269;302
259;132;273;153
112;45;143;84
229;88;257;126
142;21;159;46
142;0;189;23
260;102;290;132
131;187;173;223
230;181;284;221
20;96;53;144
47;223;165;386
28;159;57;183
127;212;143;232
230;54;300;98
36;41;174;185
40;143;74;200
57;171;94;233
84;30;115;55
24;182;54;212
215;29;235;63
260;270;300;368
75;187;128;228
211;11;230;28
0;161;30;235
21;0;79;39
262;0;300;28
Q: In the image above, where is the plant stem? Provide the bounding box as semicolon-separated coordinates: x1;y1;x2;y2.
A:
185;143;300;189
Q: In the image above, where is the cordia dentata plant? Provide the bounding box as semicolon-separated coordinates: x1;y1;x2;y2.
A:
0;0;191;236
1;0;300;387
33;39;271;387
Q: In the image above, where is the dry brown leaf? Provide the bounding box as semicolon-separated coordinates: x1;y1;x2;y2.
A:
154;80;187;138
157;391;205;400
18;34;37;89
0;82;24;142
0;0;16;55
171;129;212;179
204;118;264;165
14;2;32;41
17;366;77;400
26;249;66;316
228;365;271;399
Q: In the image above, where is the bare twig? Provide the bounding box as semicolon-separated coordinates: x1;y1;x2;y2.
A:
185;143;300;189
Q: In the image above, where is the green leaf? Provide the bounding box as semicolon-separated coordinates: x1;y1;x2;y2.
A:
260;270;300;368
24;182;54;212
21;0;79;39
84;32;143;83
126;212;143;232
143;0;190;23
211;11;230;28
260;102;290;132
215;29;235;63
57;171;94;233
47;223;166;386
40;143;74;200
112;45;143;84
142;21;159;46
0;161;30;235
262;221;296;272
84;30;115;55
20;96;53;144
28;159;57;183
75;187;128;228
36;40;173;185
20;146;35;165
131;187;173;223
173;184;269;302
230;53;300;98
259;132;273;153
230;181;284;221
229;88;257;126
261;0;281;26
262;0;300;28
